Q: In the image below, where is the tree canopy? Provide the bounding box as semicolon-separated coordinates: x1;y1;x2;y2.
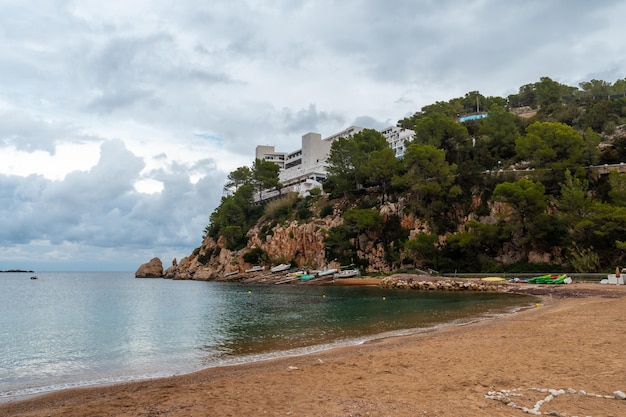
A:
204;75;626;272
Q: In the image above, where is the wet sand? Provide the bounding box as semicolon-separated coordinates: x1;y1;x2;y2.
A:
2;282;626;416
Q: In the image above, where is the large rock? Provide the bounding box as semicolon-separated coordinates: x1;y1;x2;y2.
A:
135;257;164;278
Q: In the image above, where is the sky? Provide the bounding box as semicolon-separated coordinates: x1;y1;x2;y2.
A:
1;0;625;271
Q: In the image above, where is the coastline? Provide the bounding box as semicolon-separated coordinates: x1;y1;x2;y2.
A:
2;282;626;416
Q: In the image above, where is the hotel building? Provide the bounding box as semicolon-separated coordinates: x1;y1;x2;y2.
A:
255;125;414;200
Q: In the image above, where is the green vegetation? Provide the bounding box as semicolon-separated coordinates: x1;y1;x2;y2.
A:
204;76;626;272
204;159;279;250
242;248;268;265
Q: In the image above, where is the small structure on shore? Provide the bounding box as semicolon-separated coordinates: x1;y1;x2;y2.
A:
604;267;624;285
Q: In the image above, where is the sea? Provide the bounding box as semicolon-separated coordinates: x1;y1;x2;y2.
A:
0;271;537;401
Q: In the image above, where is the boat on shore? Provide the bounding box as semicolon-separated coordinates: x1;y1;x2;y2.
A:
245;265;265;273
316;268;338;277
271;263;291;273
526;274;568;284
334;268;360;279
480;277;506;282
274;275;301;284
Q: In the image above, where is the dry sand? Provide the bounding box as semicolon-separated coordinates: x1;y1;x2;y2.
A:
2;282;626;417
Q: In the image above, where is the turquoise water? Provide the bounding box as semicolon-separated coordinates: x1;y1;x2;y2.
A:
0;272;536;400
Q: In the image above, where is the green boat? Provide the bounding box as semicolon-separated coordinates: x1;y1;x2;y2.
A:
298;274;315;281
528;274;567;284
546;274;567;284
527;274;551;284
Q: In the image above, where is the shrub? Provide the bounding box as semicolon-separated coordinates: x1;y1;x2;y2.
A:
264;193;298;221
297;207;312;221
223;225;246;250
568;244;600;273
243;248;268;265
260;223;275;237
197;253;210;265
320;204;334;218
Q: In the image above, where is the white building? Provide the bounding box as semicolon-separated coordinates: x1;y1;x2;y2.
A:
255;145;287;169
254;125;414;200
380;125;415;158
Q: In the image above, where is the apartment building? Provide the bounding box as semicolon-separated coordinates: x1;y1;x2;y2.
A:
255;125;414;200
379;125;415;158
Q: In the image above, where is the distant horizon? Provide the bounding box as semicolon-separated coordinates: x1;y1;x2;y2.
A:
1;253;188;273
0;264;137;273
1;269;135;273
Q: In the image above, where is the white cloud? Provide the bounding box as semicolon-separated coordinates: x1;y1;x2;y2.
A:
0;0;625;270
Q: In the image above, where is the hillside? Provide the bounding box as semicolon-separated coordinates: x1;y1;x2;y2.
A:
139;76;626;279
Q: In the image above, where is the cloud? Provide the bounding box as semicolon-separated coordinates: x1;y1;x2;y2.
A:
280;104;345;135
0;109;81;154
0;0;625;270
0;139;223;270
352;116;389;131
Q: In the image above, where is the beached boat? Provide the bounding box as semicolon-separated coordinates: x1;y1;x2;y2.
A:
286;268;310;277
274;275;301;284
316;268;338;277
298;274;315;281
334;268;360;279
480;277;506;282
223;270;239;277
527;274;567;284
545;274;568;284
270;263;291;273
245;265;265;273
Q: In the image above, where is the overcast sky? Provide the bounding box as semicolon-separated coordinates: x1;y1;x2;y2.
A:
1;0;625;271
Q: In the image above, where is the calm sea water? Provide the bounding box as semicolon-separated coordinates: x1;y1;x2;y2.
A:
0;272;536;400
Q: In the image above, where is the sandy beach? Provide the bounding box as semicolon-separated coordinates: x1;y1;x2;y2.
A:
2;282;626;417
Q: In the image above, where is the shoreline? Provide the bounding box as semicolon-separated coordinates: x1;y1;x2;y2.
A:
1;287;534;404
3;282;626;416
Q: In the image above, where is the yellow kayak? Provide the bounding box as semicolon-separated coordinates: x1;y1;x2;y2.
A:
480;277;506;282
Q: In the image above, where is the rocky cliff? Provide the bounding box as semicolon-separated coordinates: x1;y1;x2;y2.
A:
153;210;345;280
135;194;561;280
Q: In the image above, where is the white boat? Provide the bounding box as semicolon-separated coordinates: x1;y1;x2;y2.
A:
223;270;239;277
334;268;360;279
316;268;338;277
271;263;291;273
245;265;265;273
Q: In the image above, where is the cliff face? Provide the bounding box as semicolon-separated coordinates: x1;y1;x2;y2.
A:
164;212;344;280
150;195;560;280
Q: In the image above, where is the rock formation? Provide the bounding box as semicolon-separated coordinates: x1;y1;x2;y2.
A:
135;257;164;278
137;193;562;281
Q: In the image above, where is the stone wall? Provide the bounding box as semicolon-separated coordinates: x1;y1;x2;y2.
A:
380;276;508;292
